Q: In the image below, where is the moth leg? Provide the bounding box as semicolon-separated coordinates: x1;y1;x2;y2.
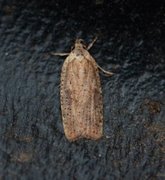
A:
87;37;98;50
51;52;69;56
97;64;114;76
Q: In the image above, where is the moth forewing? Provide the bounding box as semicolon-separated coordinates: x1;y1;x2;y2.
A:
52;38;113;141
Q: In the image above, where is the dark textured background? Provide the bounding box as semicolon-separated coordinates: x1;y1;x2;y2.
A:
0;0;165;179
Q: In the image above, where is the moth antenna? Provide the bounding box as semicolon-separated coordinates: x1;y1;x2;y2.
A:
87;36;98;50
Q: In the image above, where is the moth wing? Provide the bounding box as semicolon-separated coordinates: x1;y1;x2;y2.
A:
60;53;103;141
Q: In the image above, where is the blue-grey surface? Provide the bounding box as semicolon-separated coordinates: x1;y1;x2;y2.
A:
0;0;165;180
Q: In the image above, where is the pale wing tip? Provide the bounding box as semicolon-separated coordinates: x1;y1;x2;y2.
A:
64;131;82;142
85;131;103;140
65;132;103;142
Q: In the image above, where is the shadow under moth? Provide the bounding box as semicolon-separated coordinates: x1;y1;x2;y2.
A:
52;38;113;141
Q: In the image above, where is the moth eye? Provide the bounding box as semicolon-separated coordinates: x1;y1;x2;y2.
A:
79;39;86;45
78;39;86;48
77;39;82;42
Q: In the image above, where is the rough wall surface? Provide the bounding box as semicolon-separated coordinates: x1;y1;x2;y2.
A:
0;0;164;179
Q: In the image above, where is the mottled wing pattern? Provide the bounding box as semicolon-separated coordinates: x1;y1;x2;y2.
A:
60;51;103;141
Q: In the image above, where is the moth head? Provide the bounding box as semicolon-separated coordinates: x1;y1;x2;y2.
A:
73;39;87;49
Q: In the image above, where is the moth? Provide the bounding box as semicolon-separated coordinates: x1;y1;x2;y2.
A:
52;38;113;141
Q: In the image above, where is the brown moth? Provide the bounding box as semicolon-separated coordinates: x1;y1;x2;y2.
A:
52;38;113;141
